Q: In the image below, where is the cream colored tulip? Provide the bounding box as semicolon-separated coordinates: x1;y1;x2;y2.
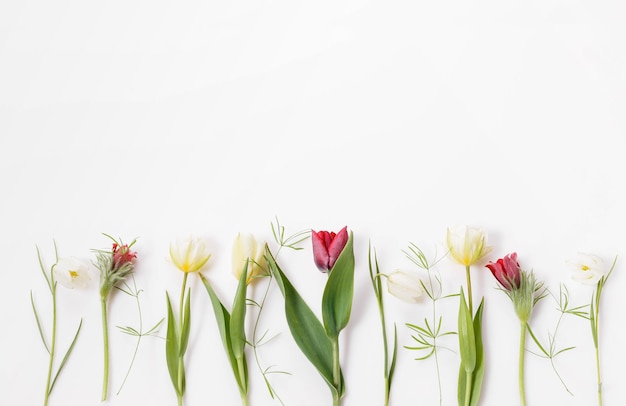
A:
386;269;424;303
169;237;211;273
232;233;268;284
446;226;493;266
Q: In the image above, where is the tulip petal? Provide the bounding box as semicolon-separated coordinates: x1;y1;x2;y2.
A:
327;226;348;270
312;230;331;272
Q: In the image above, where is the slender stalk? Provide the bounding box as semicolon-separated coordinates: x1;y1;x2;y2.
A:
519;323;527;406
595;343;602;406
101;295;109;401
117;279;143;395
332;337;341;406
465;265;473;315
44;284;57;406
426;270;443;406
177;273;188;406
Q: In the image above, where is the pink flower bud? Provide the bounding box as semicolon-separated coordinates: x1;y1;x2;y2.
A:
486;252;521;290
112;243;137;269
311;226;349;272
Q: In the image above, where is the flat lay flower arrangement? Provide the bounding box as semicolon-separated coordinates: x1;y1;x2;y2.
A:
29;220;619;406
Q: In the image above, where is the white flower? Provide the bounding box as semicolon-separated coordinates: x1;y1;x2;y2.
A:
446;225;493;267
232;233;267;284
386;269;425;303
568;253;606;285
169;236;212;273
53;257;91;289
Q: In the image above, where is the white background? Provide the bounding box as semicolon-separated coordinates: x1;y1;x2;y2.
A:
1;1;625;405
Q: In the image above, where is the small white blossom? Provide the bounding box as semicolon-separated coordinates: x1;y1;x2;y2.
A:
568;253;605;285
386;269;425;303
53;257;91;289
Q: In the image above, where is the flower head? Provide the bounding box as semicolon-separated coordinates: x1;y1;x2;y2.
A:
53;256;91;289
386;269;425;303
446;226;493;267
232;233;268;284
567;253;605;285
169;237;211;273
486;252;521;291
112;243;137;269
311;226;349;272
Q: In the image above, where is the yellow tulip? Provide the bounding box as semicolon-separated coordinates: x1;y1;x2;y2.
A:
232;233;268;284
446;226;493;266
169;237;211;273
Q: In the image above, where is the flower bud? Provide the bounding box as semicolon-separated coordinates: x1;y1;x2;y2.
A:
386;269;424;303
311;226;349;272
232;233;268;284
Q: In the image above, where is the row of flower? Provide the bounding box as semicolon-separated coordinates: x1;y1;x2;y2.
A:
31;221;617;406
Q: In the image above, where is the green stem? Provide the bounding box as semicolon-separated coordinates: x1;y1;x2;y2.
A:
332;336;341;406
44;284;57;406
465;266;473;315
375;280;390;406
519;323;527;406
101;295;109;402
595;343;602;406
177;273;188;406
464;371;472;406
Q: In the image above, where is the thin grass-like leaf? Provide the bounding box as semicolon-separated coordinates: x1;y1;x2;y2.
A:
30;291;50;354
165;294;181;396
49;319;82;393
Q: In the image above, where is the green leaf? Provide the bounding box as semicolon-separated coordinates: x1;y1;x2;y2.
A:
388;323;398;392
230;262;249;394
265;246;338;395
322;232;355;339
179;290;192;357
469;299;485;406
165;293;182;396
457;289;476;373
49;319;83;393
199;274;242;393
30;291;50;354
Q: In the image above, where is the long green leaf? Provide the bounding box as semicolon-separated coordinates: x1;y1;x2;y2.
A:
322;232;355;339
199;274;241;392
165;293;181;396
457;289;476;373
49;319;83;393
469;299;485;406
30;291;50;354
265;246;337;394
179;290;192;357
388;323;398;392
230;262;249;394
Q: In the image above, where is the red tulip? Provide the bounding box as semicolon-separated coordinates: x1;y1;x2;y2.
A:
486;252;521;290
311;226;349;272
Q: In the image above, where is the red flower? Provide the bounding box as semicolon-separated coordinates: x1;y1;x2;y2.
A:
112;243;137;269
311;226;349;272
486;252;521;290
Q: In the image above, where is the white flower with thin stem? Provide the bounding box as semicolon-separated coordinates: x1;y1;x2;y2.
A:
386;269;425;304
567;253;605;285
53;257;91;289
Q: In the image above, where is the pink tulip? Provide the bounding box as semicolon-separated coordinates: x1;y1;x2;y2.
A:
486;252;521;290
311;226;349;272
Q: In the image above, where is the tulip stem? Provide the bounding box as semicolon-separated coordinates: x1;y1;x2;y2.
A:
519;322;527;406
464;371;472;406
332;336;341;406
101;294;110;402
595;343;602;406
464;266;473;314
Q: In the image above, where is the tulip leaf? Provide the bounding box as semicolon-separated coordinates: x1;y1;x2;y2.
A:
469;299;485;406
199;274;244;393
265;246;337;394
322;231;355;339
179;289;191;357
230;262;249;394
457;289;476;373
165;293;182;396
458;298;485;406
